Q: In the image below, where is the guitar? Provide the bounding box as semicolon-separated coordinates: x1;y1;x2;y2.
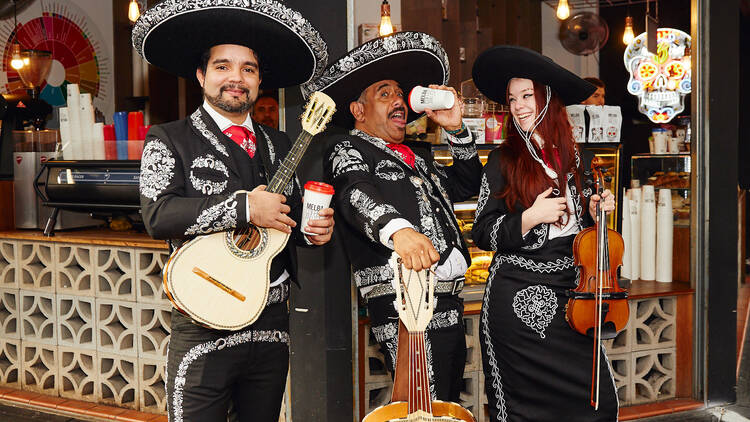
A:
162;92;336;330
363;253;475;422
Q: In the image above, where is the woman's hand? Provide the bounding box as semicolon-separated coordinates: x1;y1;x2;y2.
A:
522;187;566;233
589;189;615;221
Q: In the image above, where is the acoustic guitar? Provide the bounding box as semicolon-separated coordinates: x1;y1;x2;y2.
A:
363;253;475;422
162;92;336;330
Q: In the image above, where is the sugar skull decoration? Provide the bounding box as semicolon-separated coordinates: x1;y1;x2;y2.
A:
623;28;691;123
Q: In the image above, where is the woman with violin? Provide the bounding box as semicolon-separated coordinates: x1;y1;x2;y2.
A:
471;46;618;421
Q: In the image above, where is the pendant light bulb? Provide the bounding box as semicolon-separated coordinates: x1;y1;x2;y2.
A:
556;0;570;20
128;0;141;23
10;43;23;70
379;0;394;37
622;16;635;45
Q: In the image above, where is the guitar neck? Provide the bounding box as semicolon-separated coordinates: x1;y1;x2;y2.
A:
408;331;433;415
267;130;314;194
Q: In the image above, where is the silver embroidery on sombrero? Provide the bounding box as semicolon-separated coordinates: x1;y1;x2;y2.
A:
140;139;175;201
133;0;328;83
302;32;449;97
171;328;288;422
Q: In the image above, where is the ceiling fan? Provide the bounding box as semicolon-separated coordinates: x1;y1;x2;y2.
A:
559;11;610;56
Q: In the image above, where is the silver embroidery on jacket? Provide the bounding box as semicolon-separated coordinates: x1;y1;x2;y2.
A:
489;215;507;251
140;139;175;201
171;327;288;422
184;193;239;235
482;258;509;421
189;154;229;195
513;285;557;339
449;142;478;160
476;173;490;217
354;264;394;288
330;141;369;177
349;188;399;242
495;254;574;273
257;126;276;164
522;224;548;250
190;110;228;157
409;176;448;253
375;160;405;181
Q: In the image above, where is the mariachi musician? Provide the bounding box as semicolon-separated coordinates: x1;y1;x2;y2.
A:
133;1;333;420
303;31;482;402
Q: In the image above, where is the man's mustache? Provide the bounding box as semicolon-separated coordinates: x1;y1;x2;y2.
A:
220;85;249;95
388;106;406;118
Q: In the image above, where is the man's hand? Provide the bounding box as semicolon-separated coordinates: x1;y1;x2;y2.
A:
392;227;440;271
304;208;335;245
423;85;463;132
247;185;296;233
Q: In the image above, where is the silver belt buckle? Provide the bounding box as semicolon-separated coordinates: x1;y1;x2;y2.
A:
451;277;465;296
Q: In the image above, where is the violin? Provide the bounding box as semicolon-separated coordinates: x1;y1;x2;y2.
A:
565;157;629;409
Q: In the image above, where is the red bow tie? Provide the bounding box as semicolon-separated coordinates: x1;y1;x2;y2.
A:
223;125;256;158
386;143;415;168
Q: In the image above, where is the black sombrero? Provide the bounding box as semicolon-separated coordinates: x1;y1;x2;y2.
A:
132;0;328;89
301;31;449;128
472;45;595;106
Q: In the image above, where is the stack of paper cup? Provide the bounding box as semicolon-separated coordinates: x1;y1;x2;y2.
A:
66;84;82;159
79;93;95;159
629;188;641;280
59;107;71;159
621;189;632;279
640;185;657;280
301;181;334;235
656;189;673;282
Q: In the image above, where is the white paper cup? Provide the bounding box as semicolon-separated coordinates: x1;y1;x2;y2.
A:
653;132;668;154
408;86;455;113
302;181;334;235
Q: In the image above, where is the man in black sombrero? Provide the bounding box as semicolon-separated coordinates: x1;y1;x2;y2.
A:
132;1;333;420
303;32;482;402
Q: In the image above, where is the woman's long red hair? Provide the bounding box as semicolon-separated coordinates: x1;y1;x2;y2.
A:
496;80;583;212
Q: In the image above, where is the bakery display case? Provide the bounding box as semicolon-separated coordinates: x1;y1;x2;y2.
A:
631;153;691;226
581;144;622;230
433;144;497;286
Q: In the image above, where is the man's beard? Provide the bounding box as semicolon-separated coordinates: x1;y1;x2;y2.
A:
205;85;254;114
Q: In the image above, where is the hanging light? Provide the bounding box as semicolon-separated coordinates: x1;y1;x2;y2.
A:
622;16;635;45
9;0;23;70
379;0;394;37
10;44;23;70
556;0;570;20
128;0;141;23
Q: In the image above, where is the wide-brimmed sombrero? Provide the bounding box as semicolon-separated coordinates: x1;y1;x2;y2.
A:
472;45;595;105
301;31;449;128
132;0;328;89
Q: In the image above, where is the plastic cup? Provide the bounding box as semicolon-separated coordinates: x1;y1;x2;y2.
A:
301;181;334;235
408;86;455;113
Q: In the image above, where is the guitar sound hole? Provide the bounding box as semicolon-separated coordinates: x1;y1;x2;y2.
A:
232;227;261;251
